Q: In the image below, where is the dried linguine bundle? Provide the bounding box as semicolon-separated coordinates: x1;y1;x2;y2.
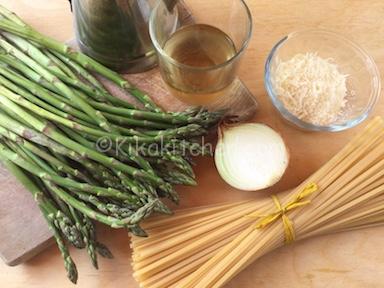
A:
131;117;384;288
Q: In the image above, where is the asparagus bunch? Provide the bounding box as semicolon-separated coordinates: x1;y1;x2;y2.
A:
0;5;223;284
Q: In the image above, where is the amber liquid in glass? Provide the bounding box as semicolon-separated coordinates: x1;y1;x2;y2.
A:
162;24;237;105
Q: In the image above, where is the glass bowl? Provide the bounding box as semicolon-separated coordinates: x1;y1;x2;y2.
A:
265;30;381;132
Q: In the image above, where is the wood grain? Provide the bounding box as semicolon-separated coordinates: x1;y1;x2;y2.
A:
0;0;383;287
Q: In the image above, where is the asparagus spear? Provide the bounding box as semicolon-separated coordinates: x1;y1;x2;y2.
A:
0;87;177;201
0;95;167;185
0;72;73;120
6;141;87;249
0;85;164;143
0;50;222;130
0;61;97;123
0;10;163;111
49;50;139;110
50;50;109;91
85;221;113;259
0;110;156;198
44;50;78;80
5;135;114;268
0;158;78;283
2;130;87;181
0;141;159;227
68;205;99;268
0;146;139;201
0;34;115;132
42;205;79;284
2;31;69;78
0;5;25;26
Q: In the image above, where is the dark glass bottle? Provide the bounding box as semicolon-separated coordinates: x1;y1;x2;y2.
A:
71;0;157;73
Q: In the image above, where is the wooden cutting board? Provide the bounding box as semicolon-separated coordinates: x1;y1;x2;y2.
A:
0;66;256;266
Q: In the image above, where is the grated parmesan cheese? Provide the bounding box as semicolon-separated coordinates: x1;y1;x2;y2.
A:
273;53;348;126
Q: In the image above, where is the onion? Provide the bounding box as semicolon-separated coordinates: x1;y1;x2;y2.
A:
214;123;289;191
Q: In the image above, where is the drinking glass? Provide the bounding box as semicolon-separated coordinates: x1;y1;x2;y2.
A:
149;0;252;105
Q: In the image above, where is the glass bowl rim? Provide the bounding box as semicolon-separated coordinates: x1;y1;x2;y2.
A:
149;0;253;72
264;29;381;132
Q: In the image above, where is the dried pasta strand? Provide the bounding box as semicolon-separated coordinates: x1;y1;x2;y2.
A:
131;117;384;288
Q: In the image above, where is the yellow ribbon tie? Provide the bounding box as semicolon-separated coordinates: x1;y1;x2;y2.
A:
247;183;318;244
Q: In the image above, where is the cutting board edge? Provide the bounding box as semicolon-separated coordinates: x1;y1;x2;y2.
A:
1;237;54;266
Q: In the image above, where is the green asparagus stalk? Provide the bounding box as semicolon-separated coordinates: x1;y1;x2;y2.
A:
142;124;206;138
57;118;155;178
0;144;140;201
0;50;221;131
0;85;161;143
46;65;109;103
0;84;200;149
2;31;69;78
0;62;97;123
0;110;145;196
0;141;156;228
44;50;78;80
0;16;161;111
0;116;156;204
50;50;107;90
67;205;99;268
0;34;115;132
157;169;197;186
0;158;78;283
75;191;116;215
0;5;25;26
0;95;169;186
88;101;202;124
3;130;87;181
0;111;88;162
12;145;86;249
76;191;137;219
0;50;55;89
0;72;80;120
103;111;174;129
6;135;114;266
85;220;113;259
42;205;79;284
48;182;158;228
49;50;138;109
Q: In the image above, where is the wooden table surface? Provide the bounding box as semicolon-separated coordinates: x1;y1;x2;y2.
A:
0;0;384;287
